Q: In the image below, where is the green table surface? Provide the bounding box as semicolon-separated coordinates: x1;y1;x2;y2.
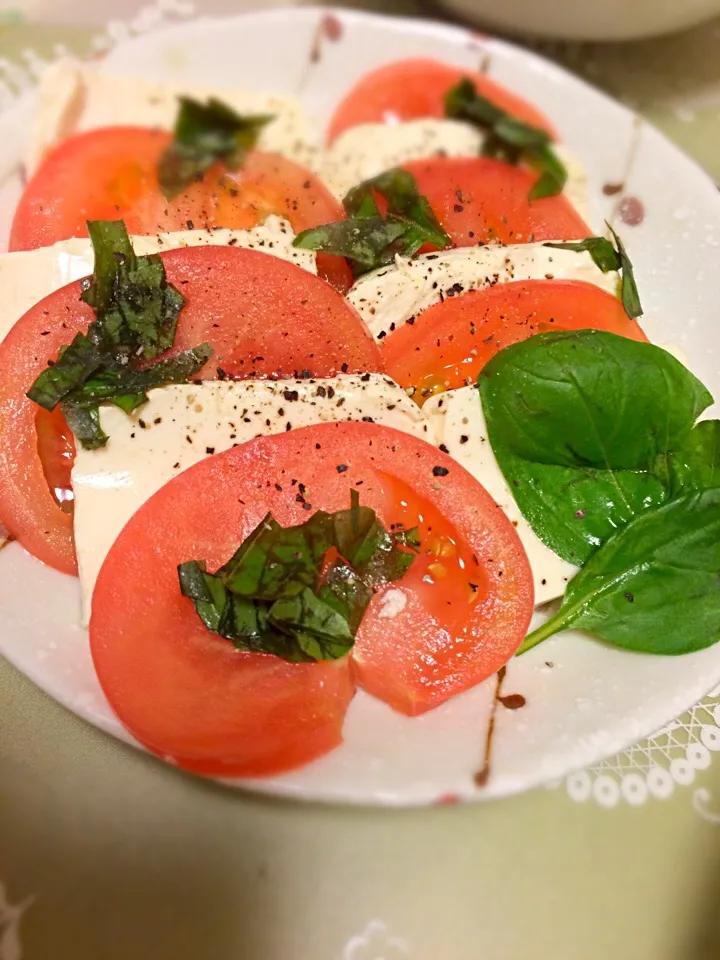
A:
2;6;720;959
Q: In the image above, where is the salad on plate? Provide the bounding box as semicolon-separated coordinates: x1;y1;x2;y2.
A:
1;44;718;784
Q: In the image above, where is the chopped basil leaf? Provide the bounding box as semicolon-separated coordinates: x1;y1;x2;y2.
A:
27;220;213;450
158;96;273;198
445;78;567;200
27;332;105;411
518;489;720;656
293;168;450;278
544;225;644;319
179;494;419;663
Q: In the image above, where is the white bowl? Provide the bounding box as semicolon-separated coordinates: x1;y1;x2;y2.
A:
437;0;720;41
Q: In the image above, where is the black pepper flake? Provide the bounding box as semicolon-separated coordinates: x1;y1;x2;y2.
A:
439;443;449;454
275;483;282;491
186;435;193;444
377;330;386;340
432;465;449;477
316;385;327;398
138;419;147;429
336;464;348;473
469;582;478;592
172;462;180;469
186;219;194;230
360;373;371;382
206;446;215;455
361;416;374;423
295;493;305;503
625;592;635;603
341;363;349;373
283;389;299;402
154;417;162;425
407;316;415;325
285;422;292;431
459;435;469;444
327;386;335;399
217;367;227;380
302;502;312;511
453;203;464;213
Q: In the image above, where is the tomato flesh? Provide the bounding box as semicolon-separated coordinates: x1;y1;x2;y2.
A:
405;157;590;246
90;422;533;775
382;280;649;401
10;129;352;291
0;246;381;574
328;58;557;143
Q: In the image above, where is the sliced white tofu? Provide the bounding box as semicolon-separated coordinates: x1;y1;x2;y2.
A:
0;217;314;344
320;120;591;225
348;243;619;340
27;59;320;175
425;385;578;605
72;374;432;623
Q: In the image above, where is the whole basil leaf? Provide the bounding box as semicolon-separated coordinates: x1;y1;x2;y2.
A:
479;330;713;564
519;489;720;655
669;419;720;496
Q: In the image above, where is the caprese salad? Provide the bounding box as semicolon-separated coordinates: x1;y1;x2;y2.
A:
0;53;718;780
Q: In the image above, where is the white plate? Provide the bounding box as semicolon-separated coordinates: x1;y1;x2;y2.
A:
1;7;720;806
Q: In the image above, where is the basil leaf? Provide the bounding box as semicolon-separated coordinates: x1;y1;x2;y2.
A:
669;419;720;496
269;587;355;660
293;168;450;278
179;494;419;662
159;96;273;198
608;224;642;320
26;332;104;411
479;330;713;564
27;220;213;450
294;219;409;272
65;345;213;407
445;78;566;200
545;224;643;319
60;402;107;451
519;489;720;656
81;220;187;361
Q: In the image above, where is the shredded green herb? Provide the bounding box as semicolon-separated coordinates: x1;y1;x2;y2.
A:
293;168;451;278
179;490;420;662
158;96;273;198
27;220;212;449
545;224;643;319
444;78;567;200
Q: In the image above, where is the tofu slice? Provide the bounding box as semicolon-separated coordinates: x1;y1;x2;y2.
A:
347;243;619;340
27;59;320;175
0;217;314;343
72;374;432;623
425;385;578;605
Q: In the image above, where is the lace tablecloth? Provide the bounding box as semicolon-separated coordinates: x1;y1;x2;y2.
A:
2;3;720;959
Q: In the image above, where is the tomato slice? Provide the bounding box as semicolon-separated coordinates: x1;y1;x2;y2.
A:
327;58;557;144
0;246;381;575
404;157;590;246
382;280;648;401
9;128;352;292
90;422;533;774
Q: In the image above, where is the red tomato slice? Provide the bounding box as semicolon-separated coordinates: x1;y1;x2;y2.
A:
404;157;590;246
0;246;381;575
382;280;648;401
10;129;352;292
328;58;557;143
90;422;533;773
